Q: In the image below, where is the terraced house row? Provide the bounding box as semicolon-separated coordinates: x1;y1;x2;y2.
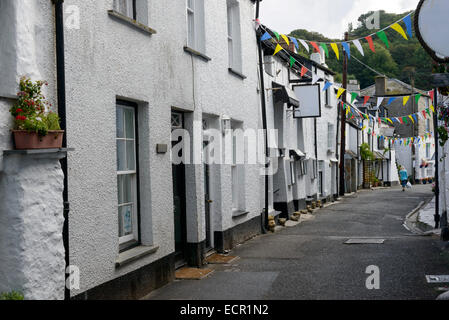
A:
0;0;419;300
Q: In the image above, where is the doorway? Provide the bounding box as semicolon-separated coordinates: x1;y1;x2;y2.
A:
203;138;214;252
172;111;187;264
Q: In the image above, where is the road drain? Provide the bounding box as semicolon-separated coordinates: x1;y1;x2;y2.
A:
426;275;449;283
344;239;385;244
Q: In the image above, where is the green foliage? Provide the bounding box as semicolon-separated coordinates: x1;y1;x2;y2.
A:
10;76;61;136
0;291;24;300
289;10;433;90
360;143;374;160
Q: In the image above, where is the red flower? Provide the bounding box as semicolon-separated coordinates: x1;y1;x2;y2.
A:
16;115;26;121
16;108;23;113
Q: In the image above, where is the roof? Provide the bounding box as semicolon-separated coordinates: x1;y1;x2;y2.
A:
360;78;430;97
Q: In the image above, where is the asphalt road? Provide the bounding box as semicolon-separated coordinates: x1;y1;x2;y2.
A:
148;185;449;300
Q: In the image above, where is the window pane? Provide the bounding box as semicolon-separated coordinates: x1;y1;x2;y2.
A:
188;12;195;48
126;140;136;170
119;205;133;237
117;175;124;204
117;140;126;171
187;0;194;10
124;108;135;139
123;174;133;204
116;107;124;138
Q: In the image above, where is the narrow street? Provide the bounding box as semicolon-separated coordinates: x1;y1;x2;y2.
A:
148;185;449;300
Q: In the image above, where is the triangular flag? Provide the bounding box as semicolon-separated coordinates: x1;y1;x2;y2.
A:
290;37;299;50
330;43;339;60
320;43;329;58
281;34;290;46
363;96;370;105
260;32;272;41
336;88;346;99
273;44;283;56
322;81;332;91
387;97;397;105
342;42;351;60
426;108;432;116
403;96;410;106
352;39;364;56
312;73;320;85
412;114;418;123
299;39;309;53
403;15;413;38
365;36;376;52
310;41;321;53
273;31;280;41
415;93;422;104
409;115;415;124
430;105;435;113
376;31;389;48
289;56;296;68
422;110;427;119
386;118;394;125
350;92;359;103
300;66;308;77
377;97;384;108
391;23;408;40
399;117;404;124
417;112;424;120
429;90;435;102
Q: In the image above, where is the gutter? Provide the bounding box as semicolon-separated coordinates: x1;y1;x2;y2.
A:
52;0;70;300
256;0;268;233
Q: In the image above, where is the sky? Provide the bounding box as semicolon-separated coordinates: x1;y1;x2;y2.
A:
260;0;420;39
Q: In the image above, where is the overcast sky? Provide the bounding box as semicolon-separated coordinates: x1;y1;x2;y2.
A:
260;0;419;39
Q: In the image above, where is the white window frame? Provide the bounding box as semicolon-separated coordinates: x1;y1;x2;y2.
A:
327;123;335;151
226;0;242;72
116;0;136;19
186;0;206;54
290;159;296;185
116;103;139;246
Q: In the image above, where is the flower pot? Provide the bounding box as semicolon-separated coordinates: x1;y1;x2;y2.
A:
12;130;64;150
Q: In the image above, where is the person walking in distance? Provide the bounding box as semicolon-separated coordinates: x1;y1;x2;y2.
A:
399;166;408;192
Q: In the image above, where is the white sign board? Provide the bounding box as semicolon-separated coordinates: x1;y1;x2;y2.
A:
416;0;449;62
293;84;321;118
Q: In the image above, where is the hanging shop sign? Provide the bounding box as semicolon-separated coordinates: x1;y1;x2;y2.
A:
415;0;449;63
292;84;321;118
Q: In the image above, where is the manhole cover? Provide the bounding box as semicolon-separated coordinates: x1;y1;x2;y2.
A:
426;275;449;283
344;239;385;244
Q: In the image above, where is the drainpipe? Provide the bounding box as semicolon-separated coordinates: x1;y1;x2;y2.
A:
52;0;70;300
256;0;268;233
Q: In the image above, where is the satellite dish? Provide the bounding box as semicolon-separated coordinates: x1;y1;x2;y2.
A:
415;0;449;63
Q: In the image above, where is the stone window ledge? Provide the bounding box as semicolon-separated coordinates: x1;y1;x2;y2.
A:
115;245;159;268
232;210;249;219
183;46;211;62
108;10;157;35
4;148;73;160
228;68;247;80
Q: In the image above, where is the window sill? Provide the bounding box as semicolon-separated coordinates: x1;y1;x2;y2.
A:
108;10;157;35
228;68;247;80
325;104;333;108
232;210;249;219
115;245;159;268
183;46;211;62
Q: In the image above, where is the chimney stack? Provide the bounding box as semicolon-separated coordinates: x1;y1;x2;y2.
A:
375;76;387;96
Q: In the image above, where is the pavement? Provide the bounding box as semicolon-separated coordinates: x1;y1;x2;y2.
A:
147;185;449;300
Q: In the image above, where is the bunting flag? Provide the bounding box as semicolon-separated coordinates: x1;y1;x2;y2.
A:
260;32;272;41
330;43;339;60
281;34;290;46
351;92;359;104
289;56;296;68
415;93;422;104
300;66;308;77
290;37;299;50
310;41;321;53
430;105;435;113
403;15;413;38
273;31;280;41
320;43;329;58
342;42;351;60
376;31;389;48
273;44;283;56
408;115;415;124
336;88;346;99
429;90;435;102
299;39;309;53
322;81;332;92
422;110;427;119
312;73;320;85
353;39;364;56
390;23;408;40
387;97;397;105
376;97;384;108
363;96;370;105
365;36;376;52
403;96;410;106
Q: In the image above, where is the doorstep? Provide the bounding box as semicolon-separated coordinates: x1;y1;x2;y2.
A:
175;267;214;280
